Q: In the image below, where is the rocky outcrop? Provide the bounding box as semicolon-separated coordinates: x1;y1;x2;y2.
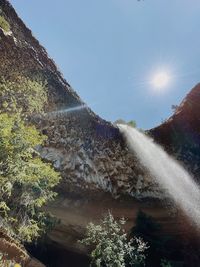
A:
0;0;161;199
0;229;45;267
36;112;161;199
1;0;200;265
0;0;164;263
150;83;200;179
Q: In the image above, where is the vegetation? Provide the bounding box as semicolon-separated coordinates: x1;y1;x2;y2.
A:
0;113;60;242
114;119;146;133
80;212;147;267
171;105;178;113
0;76;47;114
0;15;10;33
127;120;137;128
0;75;60;244
114;119;137;128
0;72;61;266
0;73;60;266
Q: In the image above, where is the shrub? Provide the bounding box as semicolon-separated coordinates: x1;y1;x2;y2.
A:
0;15;10;32
0;113;60;242
80;212;147;267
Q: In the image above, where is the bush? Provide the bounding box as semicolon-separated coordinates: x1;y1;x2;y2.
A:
0;15;10;32
80;212;147;267
0;113;60;242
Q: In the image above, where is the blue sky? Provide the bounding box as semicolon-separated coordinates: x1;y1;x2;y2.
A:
10;0;200;129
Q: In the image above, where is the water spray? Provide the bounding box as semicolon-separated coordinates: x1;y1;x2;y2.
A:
118;124;200;226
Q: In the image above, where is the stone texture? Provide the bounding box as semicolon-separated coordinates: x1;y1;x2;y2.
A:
150;83;200;179
1;0;200;262
0;0;160;200
0;229;45;267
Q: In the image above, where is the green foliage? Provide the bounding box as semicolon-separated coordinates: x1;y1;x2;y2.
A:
127;120;137;128
0;15;10;33
0;76;47;114
80;212;147;267
0;113;60;242
114;119;137;128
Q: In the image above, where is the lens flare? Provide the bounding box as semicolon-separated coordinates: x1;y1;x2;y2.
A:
47;104;87;117
151;71;170;89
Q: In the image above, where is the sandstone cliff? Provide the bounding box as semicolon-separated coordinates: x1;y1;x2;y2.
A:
150;83;200;179
0;1;200;265
0;228;45;267
0;0;159;199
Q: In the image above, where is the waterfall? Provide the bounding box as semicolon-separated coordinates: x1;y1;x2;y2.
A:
118;124;200;226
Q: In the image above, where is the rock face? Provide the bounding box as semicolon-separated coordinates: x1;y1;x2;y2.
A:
0;229;45;267
0;0;159;199
37;112;161;199
1;0;200;265
0;0;162;262
150;83;200;179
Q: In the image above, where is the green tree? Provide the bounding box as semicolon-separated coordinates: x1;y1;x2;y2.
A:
0;113;60;242
80;212;147;267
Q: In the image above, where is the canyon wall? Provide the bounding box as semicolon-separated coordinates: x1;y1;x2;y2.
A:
0;0;200;262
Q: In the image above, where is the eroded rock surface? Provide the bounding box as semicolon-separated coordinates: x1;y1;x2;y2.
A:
1;0;200;262
0;0;161;200
0;229;45;267
37;112;162;199
150;83;200;179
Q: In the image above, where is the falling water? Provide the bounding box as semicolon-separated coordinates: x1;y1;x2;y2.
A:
118;124;200;226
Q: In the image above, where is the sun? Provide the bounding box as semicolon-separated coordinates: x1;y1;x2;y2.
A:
151;71;170;90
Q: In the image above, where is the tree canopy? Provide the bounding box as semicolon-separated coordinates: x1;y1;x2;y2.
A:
0;113;60;242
